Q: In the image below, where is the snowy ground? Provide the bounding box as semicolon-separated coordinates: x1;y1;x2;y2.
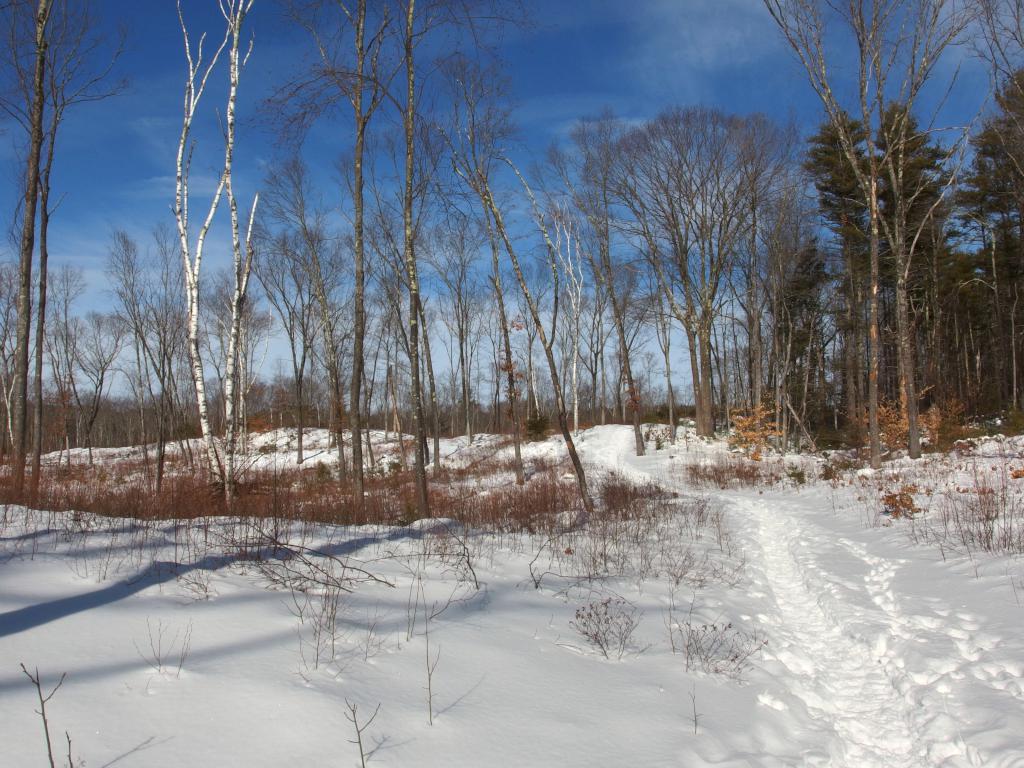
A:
3;426;1024;766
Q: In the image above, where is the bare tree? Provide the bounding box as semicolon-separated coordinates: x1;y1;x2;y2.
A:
42;264;82;466
254;186;318;464
276;0;393;505
556;114;646;454
26;0;124;495
504;161;595;517
763;0;973;463
108;228;186;490
0;262;20;456
616;108;751;439
441;54;525;483
2;0;53;493
73;312;124;464
429;222;480;443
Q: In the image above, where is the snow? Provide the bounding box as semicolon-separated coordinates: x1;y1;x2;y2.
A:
3;425;1024;766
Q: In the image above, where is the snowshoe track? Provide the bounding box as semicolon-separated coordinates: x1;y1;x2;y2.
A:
746;498;924;768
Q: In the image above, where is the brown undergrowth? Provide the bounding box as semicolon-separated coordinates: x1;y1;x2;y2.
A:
0;456;672;535
685;455;785;489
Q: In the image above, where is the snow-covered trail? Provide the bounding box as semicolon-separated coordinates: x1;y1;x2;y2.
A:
732;489;1024;767
581;426;1024;767
736;494;922;767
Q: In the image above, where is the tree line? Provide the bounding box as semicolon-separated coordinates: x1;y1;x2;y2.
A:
3;0;1024;516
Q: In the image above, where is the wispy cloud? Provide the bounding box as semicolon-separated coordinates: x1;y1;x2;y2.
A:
616;0;783;99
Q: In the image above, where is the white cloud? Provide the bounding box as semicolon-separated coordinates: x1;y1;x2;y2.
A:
618;0;783;97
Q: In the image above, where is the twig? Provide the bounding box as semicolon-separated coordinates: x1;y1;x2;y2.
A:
345;700;381;768
20;663;67;768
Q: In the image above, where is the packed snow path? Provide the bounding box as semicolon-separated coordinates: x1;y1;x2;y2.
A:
739;496;920;767
583;425;1024;766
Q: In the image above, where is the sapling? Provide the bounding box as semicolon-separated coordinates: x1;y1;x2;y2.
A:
133;617;193;677
345;700;381;768
689;683;701;735
20;663;78;768
418;579;442;726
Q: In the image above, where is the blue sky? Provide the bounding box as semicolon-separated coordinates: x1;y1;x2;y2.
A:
1;0;990;313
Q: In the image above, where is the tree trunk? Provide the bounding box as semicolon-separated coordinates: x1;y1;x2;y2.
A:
418;300;441;472
895;271;921;458
403;0;429;518
486;182;594;517
12;0;53;495
868;181;882;468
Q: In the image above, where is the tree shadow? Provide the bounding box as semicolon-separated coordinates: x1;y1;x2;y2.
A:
0;524;428;638
100;736;174;767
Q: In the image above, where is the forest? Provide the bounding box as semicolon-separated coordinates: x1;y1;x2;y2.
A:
0;0;1018;512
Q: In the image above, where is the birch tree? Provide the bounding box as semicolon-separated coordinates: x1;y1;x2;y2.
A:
174;0;257;499
552;207;585;434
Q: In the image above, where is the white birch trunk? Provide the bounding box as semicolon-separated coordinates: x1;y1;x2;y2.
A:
173;1;254;495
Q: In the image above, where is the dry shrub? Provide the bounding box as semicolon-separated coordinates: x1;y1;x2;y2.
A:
598;472;672;512
820;455;863;486
861;399;966;453
1;470;224;521
730;405;780;460
876;400;909;451
881;486;920;519
939;472;1024;554
921;399;967;450
685;456;783;489
430;471;577;533
0;463;430;528
570;597;641;660
1;453;688;548
669;614;767;681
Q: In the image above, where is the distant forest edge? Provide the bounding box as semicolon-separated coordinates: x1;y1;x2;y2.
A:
0;0;1021;516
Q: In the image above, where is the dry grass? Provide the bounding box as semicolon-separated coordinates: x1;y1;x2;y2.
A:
0;455;673;537
684;455;784;489
937;471;1024;555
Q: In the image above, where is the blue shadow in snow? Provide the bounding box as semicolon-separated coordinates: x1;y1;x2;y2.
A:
0;526;420;638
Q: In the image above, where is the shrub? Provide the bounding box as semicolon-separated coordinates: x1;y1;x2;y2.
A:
685;456;783;489
729;405;780;460
921;399;967;450
876;400;908;452
644;425;671;451
939;474;1024;554
820;455;862;485
570;597;641;660
881;486;920;519
786;466;807;486
670;617;767;680
598;473;670;511
525;414;549;442
1003;409;1024;436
